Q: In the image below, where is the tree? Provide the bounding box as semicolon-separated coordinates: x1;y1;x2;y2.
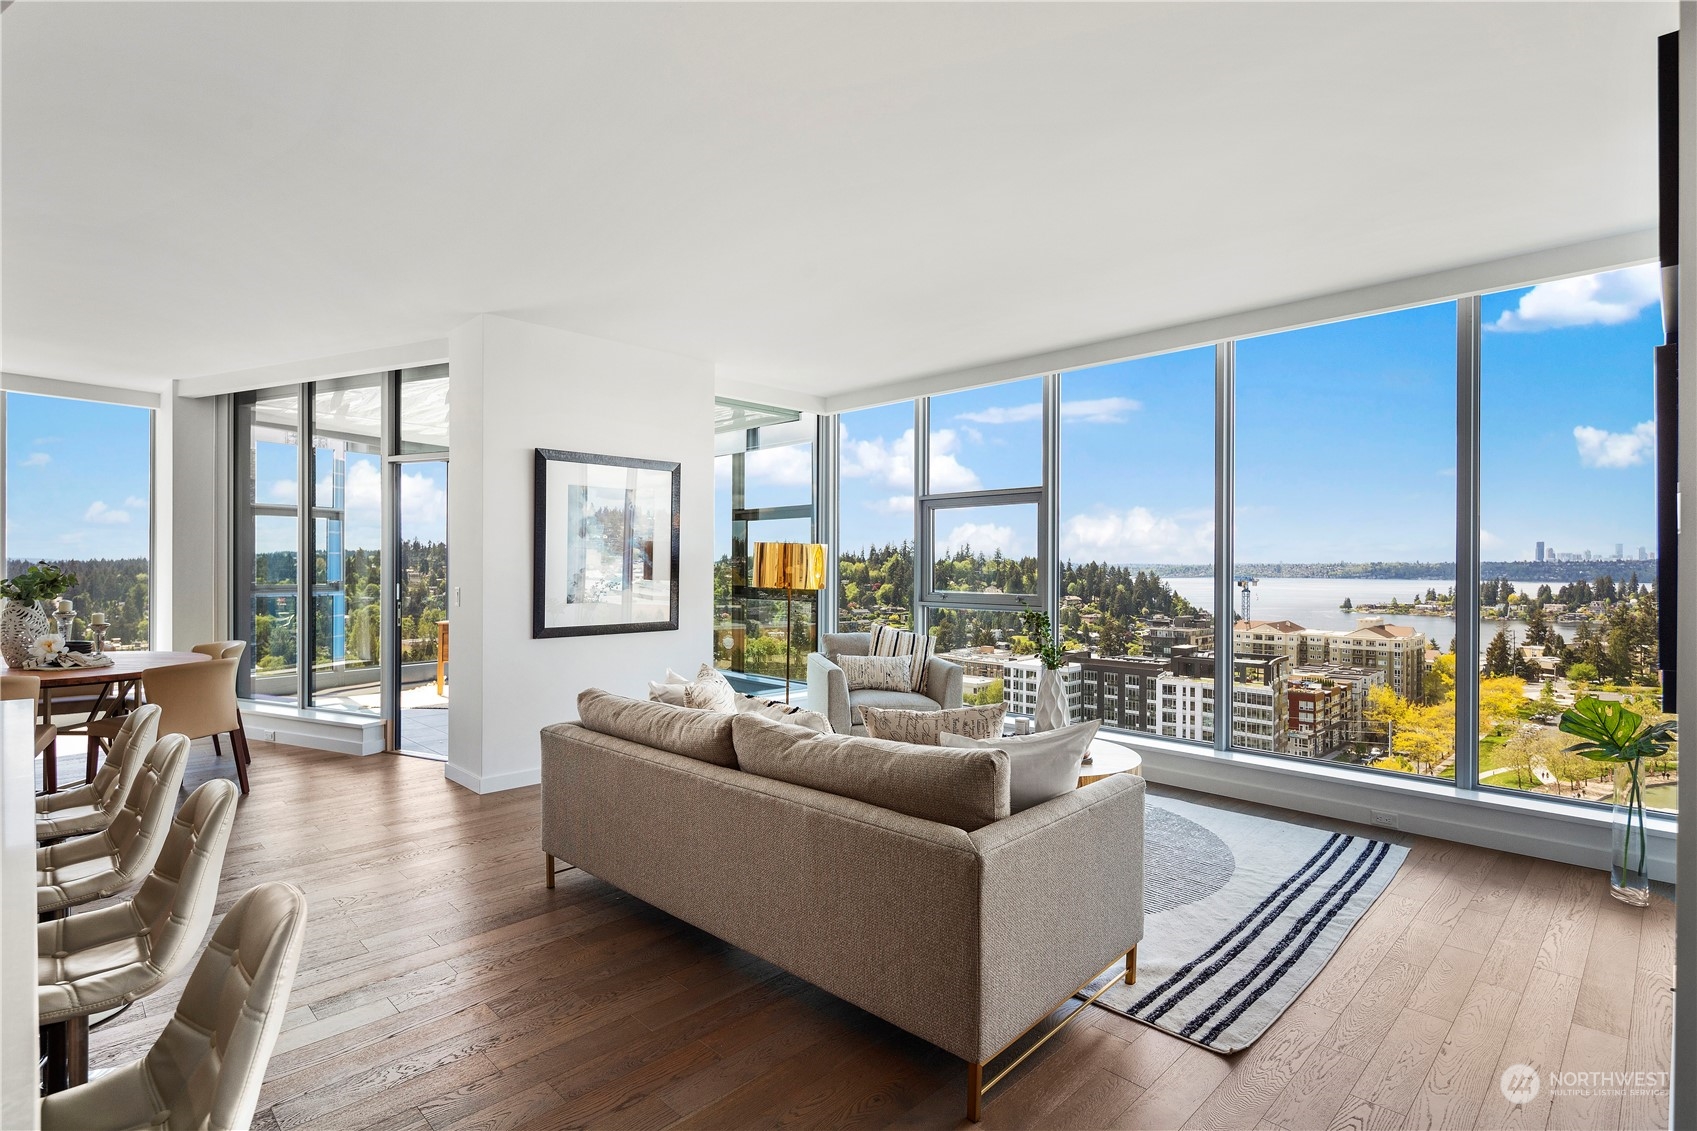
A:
1535;679;1560;721
1480;676;1532;730
1341;597;1353;612
1568;661;1599;685
964;678;1004;707
1484;628;1514;678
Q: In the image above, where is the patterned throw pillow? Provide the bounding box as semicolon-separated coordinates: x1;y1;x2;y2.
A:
861;703;1008;744
868;624;933;693
839;654;913;693
682;664;736;712
734;693;833;733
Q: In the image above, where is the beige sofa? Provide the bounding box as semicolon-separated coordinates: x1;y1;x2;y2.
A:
540;691;1144;1120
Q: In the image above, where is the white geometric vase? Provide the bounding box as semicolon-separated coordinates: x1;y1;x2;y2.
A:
1;599;52;668
1035;666;1069;732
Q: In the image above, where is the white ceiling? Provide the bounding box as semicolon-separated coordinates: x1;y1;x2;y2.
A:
1;2;1674;400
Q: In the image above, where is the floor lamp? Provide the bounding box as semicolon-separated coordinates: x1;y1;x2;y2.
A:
751;542;828;703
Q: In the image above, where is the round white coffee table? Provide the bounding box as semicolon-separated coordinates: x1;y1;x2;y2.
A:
1078;740;1142;788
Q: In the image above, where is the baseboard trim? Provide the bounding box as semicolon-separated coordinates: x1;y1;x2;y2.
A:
444;762;541;795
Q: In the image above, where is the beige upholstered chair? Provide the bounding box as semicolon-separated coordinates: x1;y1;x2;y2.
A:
144;657;252;794
40;881;308;1131
36;705;162;842
38;778;241;1092
3;672;60;787
807;631;966;735
192;640;248;660
37;733;190;915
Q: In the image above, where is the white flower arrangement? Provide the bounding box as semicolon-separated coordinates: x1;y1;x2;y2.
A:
29;633;69;664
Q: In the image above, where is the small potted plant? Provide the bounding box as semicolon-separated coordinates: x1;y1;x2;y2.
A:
1018;608;1069;733
1;561;77;668
1558;696;1677;906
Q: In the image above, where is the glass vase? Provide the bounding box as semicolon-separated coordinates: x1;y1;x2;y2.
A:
1609;759;1651;907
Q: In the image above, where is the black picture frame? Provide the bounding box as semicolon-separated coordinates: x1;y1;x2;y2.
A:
533;448;681;638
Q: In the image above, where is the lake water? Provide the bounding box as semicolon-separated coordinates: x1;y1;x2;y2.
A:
1157;576;1571;661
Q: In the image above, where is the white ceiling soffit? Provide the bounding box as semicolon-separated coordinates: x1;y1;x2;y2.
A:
1;2;1674;400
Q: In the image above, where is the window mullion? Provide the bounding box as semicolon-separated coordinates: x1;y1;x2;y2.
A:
1214;341;1235;752
1455;296;1482;790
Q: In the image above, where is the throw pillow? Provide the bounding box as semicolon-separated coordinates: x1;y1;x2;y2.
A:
648;680;687;706
861;702;1007;744
938;719;1100;812
839;654;912;692
868;623;933;693
733;693;833;734
576;688;737;767
731;714;1010;830
682;663;736;712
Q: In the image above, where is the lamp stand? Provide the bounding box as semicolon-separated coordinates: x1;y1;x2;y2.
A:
783;584;794;704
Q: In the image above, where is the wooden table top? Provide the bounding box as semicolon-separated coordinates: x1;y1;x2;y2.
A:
2;649;209;688
1079;739;1142;783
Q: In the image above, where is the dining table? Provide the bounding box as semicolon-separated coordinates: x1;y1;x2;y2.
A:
6;650;209;792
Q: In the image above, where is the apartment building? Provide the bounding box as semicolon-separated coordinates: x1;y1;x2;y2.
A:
1076;655;1168;732
1003;657;1083;719
1236;618;1427;701
1155;647;1289;752
1143;613;1215;658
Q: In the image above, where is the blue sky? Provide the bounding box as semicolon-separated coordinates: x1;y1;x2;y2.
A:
5;393;153;562
781;265;1664;566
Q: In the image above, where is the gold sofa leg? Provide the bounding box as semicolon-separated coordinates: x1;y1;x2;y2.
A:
967;1062;983;1122
545;854;555;889
1127;945;1137;985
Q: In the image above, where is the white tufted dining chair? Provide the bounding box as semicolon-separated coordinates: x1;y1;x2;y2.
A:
35;704;162;842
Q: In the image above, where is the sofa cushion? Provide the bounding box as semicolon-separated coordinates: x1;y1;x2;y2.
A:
734;693;833;734
731;714;1010;831
939;719;1100;812
862;703;1008;744
868;624;934;693
839;654;912;692
577;689;738;767
847;688;941;726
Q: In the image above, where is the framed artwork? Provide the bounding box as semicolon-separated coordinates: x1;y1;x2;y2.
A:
533;448;680;637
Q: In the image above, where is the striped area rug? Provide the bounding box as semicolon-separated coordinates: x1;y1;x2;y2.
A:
1085;793;1409;1053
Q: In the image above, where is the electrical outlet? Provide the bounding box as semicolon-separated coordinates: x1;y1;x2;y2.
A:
1369;809;1399;830
454;586;462;607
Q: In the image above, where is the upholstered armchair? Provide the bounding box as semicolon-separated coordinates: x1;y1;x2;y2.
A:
40;881;309;1131
807;631;964;736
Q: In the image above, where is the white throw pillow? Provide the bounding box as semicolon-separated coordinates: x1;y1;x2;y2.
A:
734;693;833;733
682;663;737;712
648;681;688;706
938;719;1100;812
839;654;913;692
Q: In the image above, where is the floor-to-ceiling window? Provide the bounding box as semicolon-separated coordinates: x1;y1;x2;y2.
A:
714;400;817;690
1480;266;1673;810
836;401;917;634
1060;348;1216;740
4;391;154;649
233;365;449;754
1235;303;1457;770
824;263;1673;817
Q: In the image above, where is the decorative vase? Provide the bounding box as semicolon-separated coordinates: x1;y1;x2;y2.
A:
1;599;53;667
1035;666;1069;732
1609;759;1651;907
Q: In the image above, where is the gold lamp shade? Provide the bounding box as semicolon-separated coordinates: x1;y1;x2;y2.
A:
751;542;828;591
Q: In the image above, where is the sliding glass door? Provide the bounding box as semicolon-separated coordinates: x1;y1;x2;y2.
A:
234;364;449;755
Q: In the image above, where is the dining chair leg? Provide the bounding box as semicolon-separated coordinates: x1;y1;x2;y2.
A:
85;736;100;784
212;733;223;758
42;742;57;794
40;1015;86;1094
229;727;252;794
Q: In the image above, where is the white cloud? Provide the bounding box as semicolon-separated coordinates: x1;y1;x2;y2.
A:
957;403;1042;425
83;501;130;525
839;426;981;494
870;495;914;516
1574;421;1655;468
938;521;1026;559
20;452;50;468
399;468;447;533
268;479;298;503
1481;528;1502;550
953;397;1141;426
744;445;812;489
1060;507;1214;564
1488;265;1661;333
123;495;148;510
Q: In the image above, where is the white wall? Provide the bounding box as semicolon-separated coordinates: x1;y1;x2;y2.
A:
446;314;714;793
156;389;225;649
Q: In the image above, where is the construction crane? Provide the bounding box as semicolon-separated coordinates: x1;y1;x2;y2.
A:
1236;576;1258;622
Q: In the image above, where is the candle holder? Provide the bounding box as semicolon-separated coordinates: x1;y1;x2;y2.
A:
90;616;109;656
54;608;74;641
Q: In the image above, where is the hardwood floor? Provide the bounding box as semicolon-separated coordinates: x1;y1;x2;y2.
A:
52;739;1674;1130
